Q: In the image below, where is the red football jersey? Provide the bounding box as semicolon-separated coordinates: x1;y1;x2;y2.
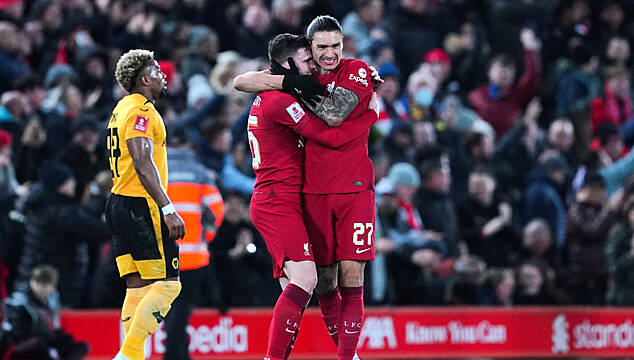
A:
303;58;375;194
247;90;377;192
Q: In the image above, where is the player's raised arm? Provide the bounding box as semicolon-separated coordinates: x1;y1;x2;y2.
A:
128;136;185;240
233;67;323;104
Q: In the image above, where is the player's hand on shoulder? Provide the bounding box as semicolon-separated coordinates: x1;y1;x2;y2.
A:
165;212;186;240
369;65;384;88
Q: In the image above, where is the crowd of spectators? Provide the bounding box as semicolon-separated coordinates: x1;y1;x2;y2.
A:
1;0;634;312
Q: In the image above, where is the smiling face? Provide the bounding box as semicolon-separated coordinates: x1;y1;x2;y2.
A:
310;31;343;74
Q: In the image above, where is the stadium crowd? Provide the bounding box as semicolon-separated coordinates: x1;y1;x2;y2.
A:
0;0;634;316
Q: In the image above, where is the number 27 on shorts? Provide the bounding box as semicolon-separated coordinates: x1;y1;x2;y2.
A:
353;222;373;246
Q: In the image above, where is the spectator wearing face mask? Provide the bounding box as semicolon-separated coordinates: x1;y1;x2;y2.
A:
406;48;451;122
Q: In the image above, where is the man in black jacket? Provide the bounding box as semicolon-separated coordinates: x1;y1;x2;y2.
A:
14;162;110;307
414;146;461;258
0;265;88;360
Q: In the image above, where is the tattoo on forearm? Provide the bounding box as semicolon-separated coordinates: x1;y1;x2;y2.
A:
313;87;359;122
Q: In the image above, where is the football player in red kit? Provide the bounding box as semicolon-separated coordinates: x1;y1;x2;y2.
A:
243;33;379;360
235;16;377;360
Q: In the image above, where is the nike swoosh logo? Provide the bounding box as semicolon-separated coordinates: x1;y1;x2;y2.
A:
328;330;338;336
345;330;360;334
139;108;149;112
121;316;131;322
285;328;297;334
356;248;371;254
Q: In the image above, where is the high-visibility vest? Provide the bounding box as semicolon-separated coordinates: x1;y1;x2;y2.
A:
167;149;224;271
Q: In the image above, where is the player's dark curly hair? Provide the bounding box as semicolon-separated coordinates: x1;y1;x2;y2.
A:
115;49;154;93
267;33;311;65
306;15;342;40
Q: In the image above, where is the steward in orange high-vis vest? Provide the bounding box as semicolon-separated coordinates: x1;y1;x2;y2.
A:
163;128;224;360
167;150;223;271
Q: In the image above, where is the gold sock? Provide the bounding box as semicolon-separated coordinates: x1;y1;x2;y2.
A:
120;281;181;360
121;284;151;336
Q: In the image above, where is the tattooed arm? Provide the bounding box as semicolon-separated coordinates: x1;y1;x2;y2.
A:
302;86;359;127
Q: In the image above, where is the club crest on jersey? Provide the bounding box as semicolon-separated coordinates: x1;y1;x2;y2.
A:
327;81;335;95
134;115;149;132
285;102;305;123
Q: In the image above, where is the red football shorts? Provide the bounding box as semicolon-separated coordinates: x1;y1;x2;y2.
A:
250;189;314;278
302;189;376;265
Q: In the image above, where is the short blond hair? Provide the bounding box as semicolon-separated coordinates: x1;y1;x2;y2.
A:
115;49;154;93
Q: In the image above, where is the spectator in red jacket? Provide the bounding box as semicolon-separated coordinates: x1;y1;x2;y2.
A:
468;28;541;138
591;66;631;133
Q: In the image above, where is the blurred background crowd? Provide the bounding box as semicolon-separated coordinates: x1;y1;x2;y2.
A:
1;0;634;313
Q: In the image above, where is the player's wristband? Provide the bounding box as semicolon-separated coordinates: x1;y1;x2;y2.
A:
161;203;176;216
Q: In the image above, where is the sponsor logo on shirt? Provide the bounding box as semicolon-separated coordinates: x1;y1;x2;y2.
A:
349;73;368;87
285;102;305;123
358;68;367;78
134;115;149;132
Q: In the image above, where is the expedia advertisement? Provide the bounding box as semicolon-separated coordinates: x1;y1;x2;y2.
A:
61;307;634;359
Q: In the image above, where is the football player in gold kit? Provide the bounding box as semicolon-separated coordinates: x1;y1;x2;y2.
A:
105;49;185;360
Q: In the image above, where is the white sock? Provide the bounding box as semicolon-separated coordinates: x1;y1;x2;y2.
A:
113;352;132;360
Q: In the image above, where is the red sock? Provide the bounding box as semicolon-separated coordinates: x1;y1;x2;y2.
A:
317;289;341;346
266;284;310;360
284;306;306;360
338;286;364;360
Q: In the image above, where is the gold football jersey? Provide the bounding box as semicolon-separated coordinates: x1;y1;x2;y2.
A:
106;93;167;198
